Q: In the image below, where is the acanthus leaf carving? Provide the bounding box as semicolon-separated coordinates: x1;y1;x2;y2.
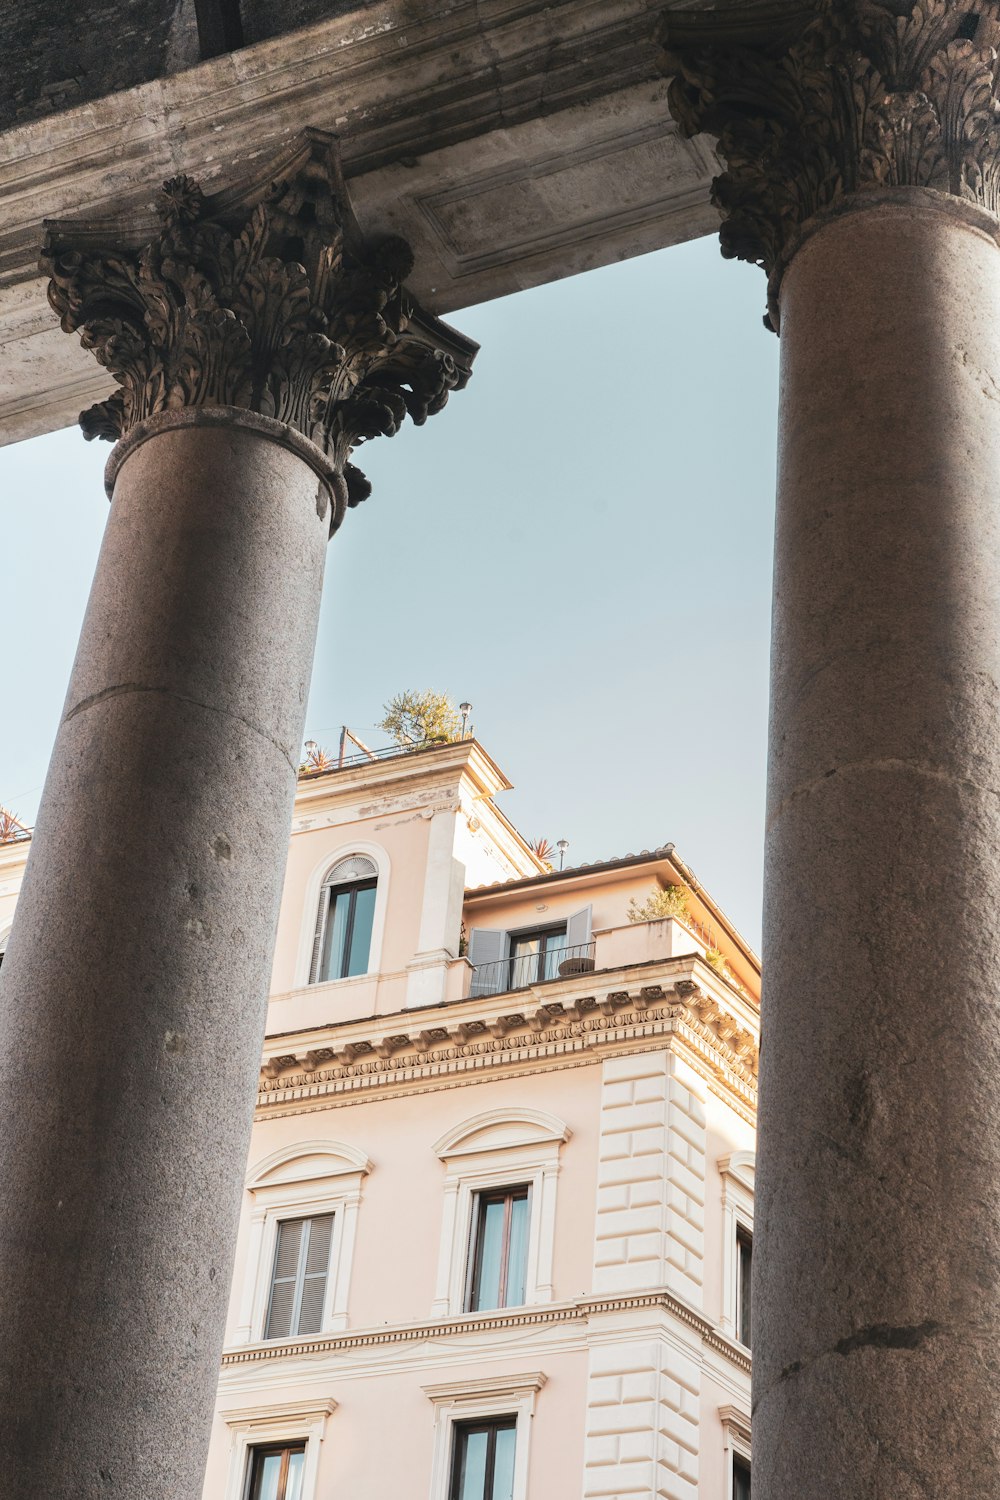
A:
41;132;477;511
660;0;1000;327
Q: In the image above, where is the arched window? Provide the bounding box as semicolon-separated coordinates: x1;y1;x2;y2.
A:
309;855;378;984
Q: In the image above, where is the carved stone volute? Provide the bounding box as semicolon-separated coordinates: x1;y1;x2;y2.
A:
660;0;1000;328
42;130;477;512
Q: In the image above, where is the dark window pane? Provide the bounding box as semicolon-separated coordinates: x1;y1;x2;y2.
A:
249;1446;306;1500
734;1455;751;1500
506;1193;530;1307
737;1226;753;1348
541;931;567;980
509;925;567;986
472;1197;506;1311
253;1453;283;1500
318;880;376;981
285;1451;305;1500
456;1428;490;1500
320;889;351;981
493;1424;517;1500
469;1187;531;1311
347;882;376;976
450;1421;517;1500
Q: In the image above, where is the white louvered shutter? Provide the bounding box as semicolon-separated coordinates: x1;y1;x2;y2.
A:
468;928;507;997
265;1219;304;1339
297;1215;334;1335
566;905;593;951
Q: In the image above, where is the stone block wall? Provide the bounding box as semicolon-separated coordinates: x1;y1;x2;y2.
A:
593;1051;706;1305
583;1335;701;1499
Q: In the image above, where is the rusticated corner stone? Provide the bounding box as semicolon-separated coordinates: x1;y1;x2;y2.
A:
41;128;478;509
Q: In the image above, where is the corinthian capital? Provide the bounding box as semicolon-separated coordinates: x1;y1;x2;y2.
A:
41;130;476;512
661;0;1000;326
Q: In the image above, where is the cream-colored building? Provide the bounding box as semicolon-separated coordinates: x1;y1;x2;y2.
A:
0;738;757;1500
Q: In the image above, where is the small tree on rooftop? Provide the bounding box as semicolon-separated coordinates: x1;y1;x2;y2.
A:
627;884;689;924
379;690;462;748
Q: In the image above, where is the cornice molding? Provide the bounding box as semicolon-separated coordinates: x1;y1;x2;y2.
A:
41;129;476;517
219;1290;752;1376
257;969;759;1122
661;0;1000;329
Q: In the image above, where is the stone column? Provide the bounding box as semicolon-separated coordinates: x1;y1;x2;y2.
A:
663;4;1000;1495
0;132;475;1497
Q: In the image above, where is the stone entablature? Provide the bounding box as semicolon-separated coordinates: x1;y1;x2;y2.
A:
257;955;759;1122
217;1290;751;1377
0;0;718;445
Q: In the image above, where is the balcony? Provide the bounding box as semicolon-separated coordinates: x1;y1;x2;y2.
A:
470;941;596;999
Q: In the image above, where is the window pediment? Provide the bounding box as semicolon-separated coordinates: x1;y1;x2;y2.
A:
434;1109;570;1161
247;1140;372;1192
719;1151;755;1194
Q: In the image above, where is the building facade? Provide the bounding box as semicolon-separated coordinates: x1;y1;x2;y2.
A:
60;733;761;1495
1;736;757;1499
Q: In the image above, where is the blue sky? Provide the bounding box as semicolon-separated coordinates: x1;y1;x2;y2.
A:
0;235;778;946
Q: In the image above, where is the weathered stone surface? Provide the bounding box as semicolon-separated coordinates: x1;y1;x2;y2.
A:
760;198;1000;1498
662;0;1000;327
0;416;332;1497
42;131;476;509
0;0;719;444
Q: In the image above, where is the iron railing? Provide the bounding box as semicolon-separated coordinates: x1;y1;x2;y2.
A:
471;941;596;999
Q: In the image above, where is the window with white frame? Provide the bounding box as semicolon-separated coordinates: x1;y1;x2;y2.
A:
431;1110;570;1318
234;1141;371;1345
719;1151;755;1346
466;1184;531;1313
220;1400;335;1500
424;1372;545;1500
719;1405;751;1500
309;855;378;983
246;1442;305;1500
466;906;592;998
449;1416;517;1500
264;1214;335;1340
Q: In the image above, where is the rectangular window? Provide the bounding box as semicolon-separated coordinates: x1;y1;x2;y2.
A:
733;1454;751;1500
449;1418;517;1500
264;1215;334;1340
508;926;567;989
247;1443;306;1500
467;1186;530;1312
736;1225;753;1348
319;879;376;981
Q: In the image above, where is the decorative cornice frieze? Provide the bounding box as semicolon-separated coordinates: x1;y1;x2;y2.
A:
660;0;1000;328
219;1290;752;1376
257;972;759;1120
41;129;476;521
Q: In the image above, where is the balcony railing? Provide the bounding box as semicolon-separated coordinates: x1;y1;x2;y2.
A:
471;941;596;999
